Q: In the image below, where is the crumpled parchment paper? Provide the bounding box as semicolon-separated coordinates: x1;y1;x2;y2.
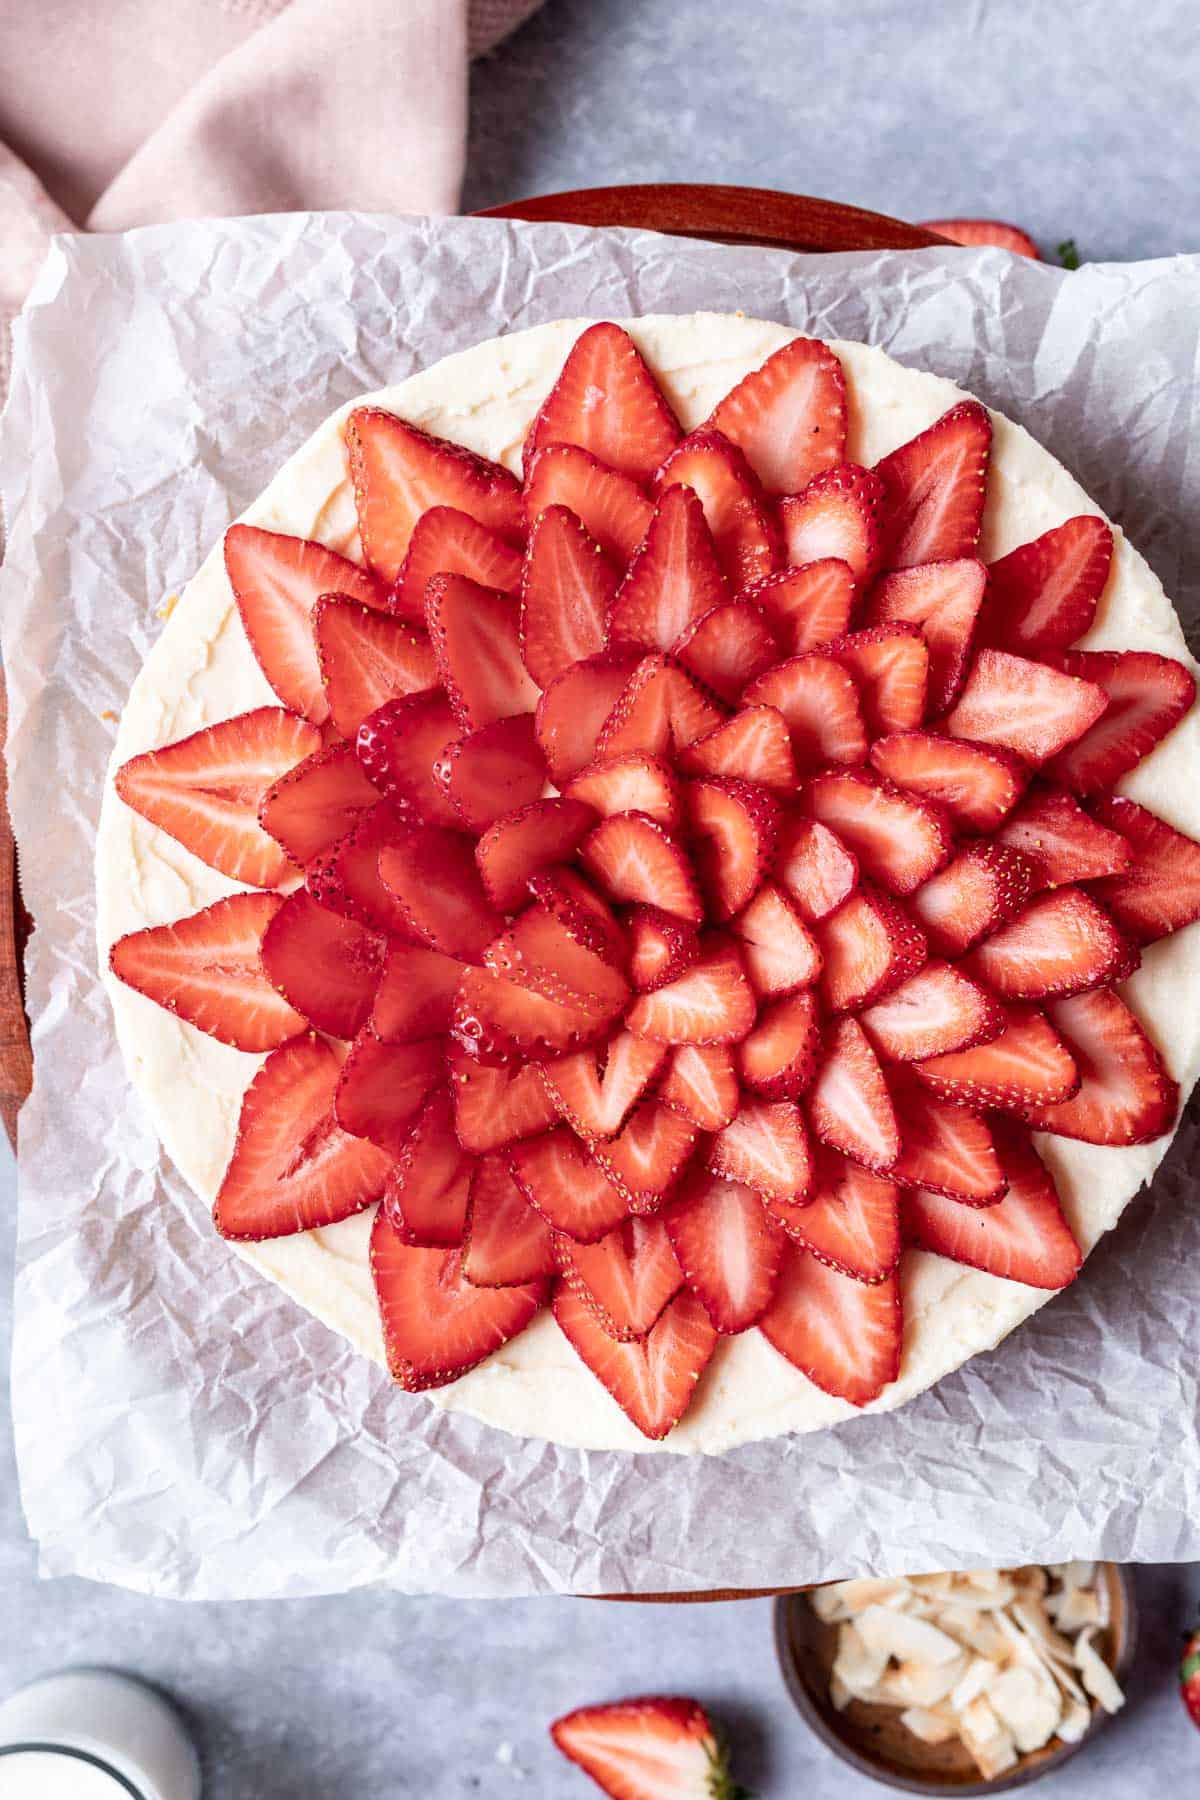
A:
2;213;1198;1600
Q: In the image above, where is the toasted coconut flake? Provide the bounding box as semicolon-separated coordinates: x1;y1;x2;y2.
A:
899;1705;958;1746
890;1655;970;1708
856;1604;965;1666
1075;1626;1126;1715
950;1655;999;1712
832;1621;889;1698
1056;1697;1093;1743
987;1663;1063;1753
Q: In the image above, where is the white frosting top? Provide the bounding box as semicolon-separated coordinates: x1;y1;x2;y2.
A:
95;314;1200;1454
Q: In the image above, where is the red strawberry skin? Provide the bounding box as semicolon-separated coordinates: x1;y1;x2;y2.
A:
551;1697;735;1800
553;1283;718;1439
524;320;681;484
921;218;1040;258
760;1248;902;1406
874;400;992;570
709;335;848;494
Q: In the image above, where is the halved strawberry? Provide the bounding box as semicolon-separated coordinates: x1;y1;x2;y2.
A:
921;217;1040;257
555;1217;683;1339
380;826;502;959
708;336;848;494
996;784;1132;890
313;596;437;738
476;797;597;911
519;504;618;688
969;886;1137;1000
665;1172;785;1332
656;427;780;587
709;1097;812;1200
807;1018;899;1171
524;321;681;484
551;1698;740;1800
223;525;387;721
977;515;1113;657
731;880;822;996
778;464;887;583
116;706;321;885
743;559;856;655
461;1155;557;1287
542;1032;667;1139
774;817;859;922
608;485;730;651
393;504;523;624
1046;649;1196;795
913;1003;1079;1111
803;767;952;896
744;654;867;769
565;754;680;827
447;1046;559;1153
677;704;797;789
109;892;305;1051
527;865;628;964
485;903;628;1020
425;573;538;729
868;730;1028;833
828;623;929;735
373;943;464;1043
659;1043;739;1131
759;1249;901;1405
1023;987;1178;1145
903;1126;1082;1289
384;1087;474;1247
739;990;820;1099
261;738;385;864
581;812;703;923
945;648;1109;763
588;1102;698;1211
370;1211;547;1389
334;1030;442;1158
260;888;385;1040
626;940;755;1044
214;1035;393;1239
523;444;653;565
861;961;1003;1061
346;407;523;584
626;905;699;993
672;601;780;703
306;801;416;935
817;885;928;1013
535;650;642;782
866;557;986;712
890;1080;1005;1202
453;965;607;1064
1088;795;1200;944
786;1151;902;1284
874;400;992;570
553;1282;718;1439
685;776;780;920
441;713;547;831
595;654;725;763
510;1127;630;1241
909;843;1034;955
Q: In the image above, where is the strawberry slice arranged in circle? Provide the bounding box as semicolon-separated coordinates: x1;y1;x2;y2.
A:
778;464;887;583
656;427;780;587
808;1017;899;1173
660;1043;740;1131
393;505;522;625
260;888;386;1040
760;1248;902;1406
785;1151;902;1285
708;335;848;495
665;1171;785;1333
354;691;463;828
518;504;617;689
554;1216;683;1341
1022;987;1178;1145
866;557;986;713
553;1282;718;1439
447;1046;559;1154
608;485;729;653
1087;795;1200;944
1045;649;1196;795
334;1031;442;1159
461;1156;557;1288
744;558;856;655
523;320;681;484
678;704;797;790
384;1087;474;1247
903;1125;1082;1289
523;444;653;565
996;784;1131;891
977;515;1113;658
313;595;437;738
874;399;992;570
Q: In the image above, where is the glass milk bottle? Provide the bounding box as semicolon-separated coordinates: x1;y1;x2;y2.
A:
0;1669;200;1799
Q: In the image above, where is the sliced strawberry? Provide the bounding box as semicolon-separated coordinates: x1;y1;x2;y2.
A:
581;812;703;923
739;990;820;1099
527;866;628;964
866;557;986;712
551;1697;737;1800
383;1087;474;1247
817;885;928;1013
874;400;992;570
802;767;952;896
441;713;546;831
346;407;523;584
744;654;867;769
774;817;859;923
969;886;1137;1000
535;650;642;782
807;1017;899;1171
305;801;417;935
945;648;1109;763
542;1032;667;1139
334;1031;442;1158
709;1097;812;1200
921;217;1040;257
313;596;437;738
565;754;680;827
708;336;848;494
223;524;387;722
977;515;1113;658
553;1282;717;1439
109;891;305;1051
555;1217;683;1340
476;797;597;911
731;880;822;996
659;1043;739;1131
370;1211;547;1389
626;905;699;993
626;940;755;1044
861;961;1003;1061
452;966;607;1064
393;505;523;624
828;623;929;735
996;784;1132;890
868;730;1028;833
786;1151;902;1284
759;1249;901;1406
519;504;617;688
379;826;502;959
1045;649;1196;795
677;704;797;790
778;464;887;583
909;843;1034;955
214;1036;393;1240
461;1155;557;1287
116;706;321;886
510;1127;630;1241
607;485;730;652
913;1003;1079;1112
672;601;779;703
656;427;780;587
1022;987;1178;1145
260;738;384;864
903;1127;1082;1289
588;1103;698;1211
260;888;384;1040
485;903;628;1020
743;559;856;655
684;776;780;920
424;573;539;729
447;1046;559;1154
523;444;653;566
524;321;681;484
352;690;461;827
1088;795;1200;944
595;653;725;763
665;1172;784;1332
890;1079;1005;1202
373;943;464;1043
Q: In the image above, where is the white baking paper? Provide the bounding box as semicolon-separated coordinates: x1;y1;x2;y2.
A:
2;214;1199;1600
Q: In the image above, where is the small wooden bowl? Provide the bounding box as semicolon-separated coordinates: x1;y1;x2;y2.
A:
774;1565;1136;1793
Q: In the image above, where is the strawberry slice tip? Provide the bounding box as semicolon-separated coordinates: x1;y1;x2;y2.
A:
552;1283;718;1439
524;320;681;485
759;1248;902;1406
665;1172;785;1333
